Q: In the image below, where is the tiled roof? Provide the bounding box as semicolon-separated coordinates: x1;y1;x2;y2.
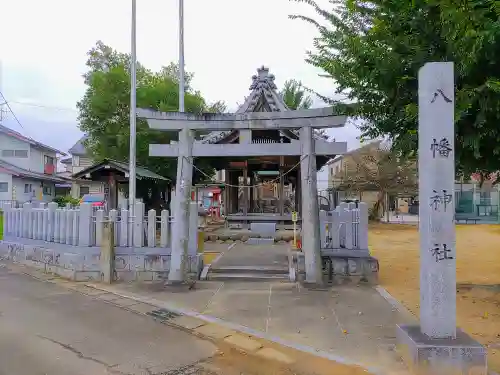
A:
72;159;169;181
0;124;66;155
0;159;69;183
60;157;72;164
199;66;319;145
68;135;88;156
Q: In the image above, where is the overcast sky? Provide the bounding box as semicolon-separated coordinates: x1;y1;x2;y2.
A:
0;0;361;188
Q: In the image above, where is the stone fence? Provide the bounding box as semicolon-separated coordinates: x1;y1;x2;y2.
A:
319;202;369;253
0;240;200;282
1;201;199;250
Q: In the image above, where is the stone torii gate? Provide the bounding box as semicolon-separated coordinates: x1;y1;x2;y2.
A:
137;107;348;284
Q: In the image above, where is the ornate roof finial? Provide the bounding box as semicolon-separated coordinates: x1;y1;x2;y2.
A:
249;66;277;90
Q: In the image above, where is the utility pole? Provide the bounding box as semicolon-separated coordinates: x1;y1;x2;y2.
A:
129;0;137;219
0;60;6;122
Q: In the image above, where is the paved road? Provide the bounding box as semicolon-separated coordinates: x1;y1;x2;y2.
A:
0;266;216;375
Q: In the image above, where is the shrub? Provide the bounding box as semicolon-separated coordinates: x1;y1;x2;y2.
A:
53;196;80;208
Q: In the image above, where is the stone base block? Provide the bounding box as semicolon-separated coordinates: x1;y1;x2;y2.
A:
246;237;274;245
396;325;487;375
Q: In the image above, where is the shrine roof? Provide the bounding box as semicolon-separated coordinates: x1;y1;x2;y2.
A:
199;67;321;144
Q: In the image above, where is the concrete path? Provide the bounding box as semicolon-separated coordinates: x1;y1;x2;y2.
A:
99;279;412;373
0;266;216;375
211;243;289;269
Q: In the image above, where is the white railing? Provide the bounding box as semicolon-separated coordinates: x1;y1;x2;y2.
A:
2;201;199;249
319;202;369;251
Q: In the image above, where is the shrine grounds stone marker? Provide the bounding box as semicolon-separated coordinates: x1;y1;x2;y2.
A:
396;62;487;374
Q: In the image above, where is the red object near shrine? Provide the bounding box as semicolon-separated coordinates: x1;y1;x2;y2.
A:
209;188;221;218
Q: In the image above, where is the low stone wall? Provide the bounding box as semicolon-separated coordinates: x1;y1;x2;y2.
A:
203;232;296;244
0;240;203;282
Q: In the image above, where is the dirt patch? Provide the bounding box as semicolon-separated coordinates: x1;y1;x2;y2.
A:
204;337;374;375
370;223;500;372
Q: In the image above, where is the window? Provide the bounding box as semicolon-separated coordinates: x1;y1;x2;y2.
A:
79;186;90;197
0;183;8;192
72;155;80;167
42;186;52;195
1;150;28;158
44;155;55;165
14;150;28;158
24;184;32;193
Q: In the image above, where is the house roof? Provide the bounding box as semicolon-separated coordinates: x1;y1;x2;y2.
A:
68;135;88;156
60;157;72;164
72;158;169;181
199;66;323;145
0;159;69;183
0;124;67;155
326;140;383;165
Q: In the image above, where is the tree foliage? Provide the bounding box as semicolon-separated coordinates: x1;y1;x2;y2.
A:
279;79;329;139
280;79;313;110
77;41;225;183
334;141;418;215
290;0;500;183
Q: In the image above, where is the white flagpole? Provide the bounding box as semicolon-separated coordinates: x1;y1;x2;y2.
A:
129;0;137;217
179;0;185;112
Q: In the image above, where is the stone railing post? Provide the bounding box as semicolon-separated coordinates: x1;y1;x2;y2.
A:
78;203;92;247
188;202;198;256
65;209;74;245
109;209;118;245
42;205;48;240
358;202;368;250
36;206;43;240
54;209;61;243
32;208;39;240
120;208;129;247
330;209;340;249
100;220;115;284
160;210;169;248
59;208;66;244
18;208;23;238
133;202;145;248
147;209;156;248
72;208;80;246
47;202;57;242
22;202;32;239
95;209;105;247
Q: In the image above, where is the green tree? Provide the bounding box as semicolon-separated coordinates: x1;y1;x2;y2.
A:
77;41;225;185
280;79;313;110
290;0;500;183
279;79;329;139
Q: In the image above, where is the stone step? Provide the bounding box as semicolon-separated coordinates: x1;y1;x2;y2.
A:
208;272;289;282
210;265;289;275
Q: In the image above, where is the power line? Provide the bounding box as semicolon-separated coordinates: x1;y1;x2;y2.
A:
9;101;78;113
0;91;35;140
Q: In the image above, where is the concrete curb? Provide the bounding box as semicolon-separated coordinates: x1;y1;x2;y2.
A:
374;286;415;320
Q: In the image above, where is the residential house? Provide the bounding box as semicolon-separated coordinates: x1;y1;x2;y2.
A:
327;142;384;209
328;143;500;219
0;124;68;204
62;135;104;198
